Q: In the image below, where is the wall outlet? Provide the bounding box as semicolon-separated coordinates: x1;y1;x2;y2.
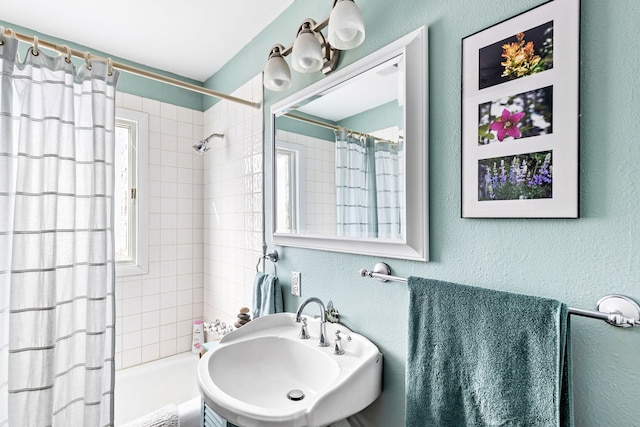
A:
291;271;301;297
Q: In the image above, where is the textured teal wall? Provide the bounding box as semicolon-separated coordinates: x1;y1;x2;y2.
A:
275;114;336;141
208;0;640;425
337;101;403;134
0;20;204;111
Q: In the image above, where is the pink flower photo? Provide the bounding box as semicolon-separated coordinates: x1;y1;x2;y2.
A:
477;86;553;145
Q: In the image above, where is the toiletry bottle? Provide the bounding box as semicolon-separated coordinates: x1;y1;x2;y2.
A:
192;320;203;354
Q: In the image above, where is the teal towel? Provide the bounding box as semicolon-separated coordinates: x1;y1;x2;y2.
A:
406;277;573;427
252;272;284;318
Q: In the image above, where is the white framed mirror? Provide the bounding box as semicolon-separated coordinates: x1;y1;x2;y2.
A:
271;27;428;261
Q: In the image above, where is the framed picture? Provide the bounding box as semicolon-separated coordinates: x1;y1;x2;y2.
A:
461;0;580;218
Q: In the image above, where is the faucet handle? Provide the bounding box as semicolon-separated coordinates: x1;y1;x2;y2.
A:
298;317;310;339
334;330;351;341
333;330;352;355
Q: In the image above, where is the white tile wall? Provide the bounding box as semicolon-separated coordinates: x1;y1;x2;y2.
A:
202;74;264;325
114;92;205;370
276;130;336;235
114;75;262;368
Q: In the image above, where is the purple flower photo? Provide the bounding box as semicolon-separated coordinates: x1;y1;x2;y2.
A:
478;151;553;201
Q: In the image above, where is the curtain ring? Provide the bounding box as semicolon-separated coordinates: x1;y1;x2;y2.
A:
107;58;113;76
32;36;39;56
84;51;92;70
61;45;72;63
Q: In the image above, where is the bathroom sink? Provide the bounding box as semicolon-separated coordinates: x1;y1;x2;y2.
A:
197;313;383;427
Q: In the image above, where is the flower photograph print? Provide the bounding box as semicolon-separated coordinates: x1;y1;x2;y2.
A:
478;21;554;90
478;151;552;201
461;0;580;218
478;86;553;145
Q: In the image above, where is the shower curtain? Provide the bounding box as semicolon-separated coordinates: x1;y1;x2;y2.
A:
373;139;404;239
335;129;404;239
0;35;119;426
335;130;376;237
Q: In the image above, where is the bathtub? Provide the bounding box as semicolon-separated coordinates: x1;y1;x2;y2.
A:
114;352;202;426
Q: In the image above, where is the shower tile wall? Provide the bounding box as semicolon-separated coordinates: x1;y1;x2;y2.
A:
276;130;336;234
114;92;205;369
202;74;264;325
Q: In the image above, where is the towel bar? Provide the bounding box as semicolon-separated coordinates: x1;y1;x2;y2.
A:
359;262;640;328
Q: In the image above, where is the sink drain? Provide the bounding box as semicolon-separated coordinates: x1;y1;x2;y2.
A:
287;389;305;401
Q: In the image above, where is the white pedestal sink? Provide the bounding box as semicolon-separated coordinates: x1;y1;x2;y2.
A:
198;313;383;427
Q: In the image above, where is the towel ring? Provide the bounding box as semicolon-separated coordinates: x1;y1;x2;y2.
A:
256;256;278;277
256;249;279;277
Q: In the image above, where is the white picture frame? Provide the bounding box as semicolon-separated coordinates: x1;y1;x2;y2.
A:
461;0;580;218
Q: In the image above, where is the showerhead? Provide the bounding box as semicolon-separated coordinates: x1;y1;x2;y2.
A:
192;133;224;155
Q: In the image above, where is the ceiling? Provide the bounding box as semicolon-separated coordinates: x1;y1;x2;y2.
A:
297;56;402;122
0;0;294;82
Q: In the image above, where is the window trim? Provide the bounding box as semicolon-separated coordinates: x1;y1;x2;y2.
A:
115;107;149;277
275;140;306;233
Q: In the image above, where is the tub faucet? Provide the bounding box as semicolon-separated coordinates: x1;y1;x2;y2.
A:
294;297;329;347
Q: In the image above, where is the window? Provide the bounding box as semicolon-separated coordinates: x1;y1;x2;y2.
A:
115;107;148;276
275;141;306;233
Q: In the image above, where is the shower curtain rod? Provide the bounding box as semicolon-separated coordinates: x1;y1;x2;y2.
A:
283;113;402;145
358;266;640;328
1;27;261;109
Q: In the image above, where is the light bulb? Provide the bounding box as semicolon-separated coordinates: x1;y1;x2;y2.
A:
291;28;323;73
328;0;365;50
263;45;292;91
335;28;358;44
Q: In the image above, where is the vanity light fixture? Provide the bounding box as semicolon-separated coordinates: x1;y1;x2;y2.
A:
262;0;365;91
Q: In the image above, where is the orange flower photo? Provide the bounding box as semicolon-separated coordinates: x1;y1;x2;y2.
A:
478;21;553;90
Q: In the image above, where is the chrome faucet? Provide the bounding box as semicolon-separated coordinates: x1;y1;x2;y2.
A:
294;297;329;347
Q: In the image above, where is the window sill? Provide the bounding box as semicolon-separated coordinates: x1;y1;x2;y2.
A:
116;262;148;277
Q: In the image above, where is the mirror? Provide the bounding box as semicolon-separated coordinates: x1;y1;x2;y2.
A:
271;27;428;261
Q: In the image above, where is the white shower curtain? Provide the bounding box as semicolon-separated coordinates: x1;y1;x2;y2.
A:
335;130;376;238
335;129;404;239
373;139;404;239
0;35;118;426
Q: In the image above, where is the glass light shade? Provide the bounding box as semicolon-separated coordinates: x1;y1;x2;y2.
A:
328;0;365;50
264;54;292;91
291;31;324;73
